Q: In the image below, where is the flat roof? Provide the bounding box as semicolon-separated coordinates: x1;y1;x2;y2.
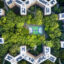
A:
0;9;5;16
59;13;64;20
60;41;64;48
5;0;57;15
5;46;57;64
0;38;4;44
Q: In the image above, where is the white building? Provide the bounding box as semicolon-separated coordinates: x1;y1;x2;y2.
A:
5;0;57;15
5;45;57;64
0;9;5;16
43;46;51;58
60;41;64;48
59;13;64;20
5;0;15;8
0;38;4;44
20;46;27;55
44;6;51;15
14;54;23;62
48;54;57;63
5;54;15;63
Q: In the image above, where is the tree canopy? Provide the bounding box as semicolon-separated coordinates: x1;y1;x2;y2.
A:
0;7;62;64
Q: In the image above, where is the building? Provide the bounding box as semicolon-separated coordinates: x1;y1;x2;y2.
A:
60;41;64;48
43;46;51;58
4;0;15;8
0;38;4;44
5;45;57;64
4;0;57;15
0;9;5;16
48;54;57;63
44;6;51;15
59;13;64;20
4;54;17;64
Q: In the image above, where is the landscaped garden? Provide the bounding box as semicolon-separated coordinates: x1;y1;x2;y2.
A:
0;0;64;64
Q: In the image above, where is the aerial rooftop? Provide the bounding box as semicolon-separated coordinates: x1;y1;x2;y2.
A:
0;38;4;44
59;13;64;20
0;9;5;16
5;0;57;15
60;41;64;48
5;46;57;64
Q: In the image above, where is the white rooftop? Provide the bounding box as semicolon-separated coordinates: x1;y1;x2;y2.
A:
43;46;51;58
20;46;26;54
0;9;5;16
44;6;51;15
60;41;64;48
14;54;23;62
5;54;14;62
0;38;4;44
59;13;64;20
48;54;57;63
5;46;57;64
5;0;57;15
